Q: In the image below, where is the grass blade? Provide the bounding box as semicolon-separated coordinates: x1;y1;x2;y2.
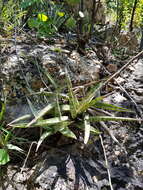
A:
76;84;103;114
88;116;143;122
77;123;101;135
0;102;6;122
66;73;79;118
94;102;132;112
44;71;58;89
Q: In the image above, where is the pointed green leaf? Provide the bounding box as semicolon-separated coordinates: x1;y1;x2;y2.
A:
26;103;55;127
0;102;6;122
6;144;25;154
8;114;32;126
88;116;143;122
10;122;28;128
55;93;62;118
44;71;58;89
54;121;72;132
89;126;101;134
35;116;69;127
60;127;77;139
77;123;101;135
10;116;69;128
84;114;91;144
66;73;79;118
94;102;132;112
36;130;54;152
76;84;103;114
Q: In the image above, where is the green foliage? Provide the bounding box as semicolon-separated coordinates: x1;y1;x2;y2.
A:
0;0;26;34
0;0;143;37
9;72;140;151
0;101;24;166
66;0;80;5
106;0;143;31
134;0;143;27
21;0;42;9
1;0;143;165
65;16;76;30
28;11;66;37
0;102;6;122
21;0;67;37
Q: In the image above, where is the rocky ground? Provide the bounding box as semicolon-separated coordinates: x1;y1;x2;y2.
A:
0;33;143;190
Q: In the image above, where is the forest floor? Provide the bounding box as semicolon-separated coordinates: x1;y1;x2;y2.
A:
0;32;143;190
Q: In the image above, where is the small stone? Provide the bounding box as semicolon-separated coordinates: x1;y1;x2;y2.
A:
92;176;98;183
114;151;121;156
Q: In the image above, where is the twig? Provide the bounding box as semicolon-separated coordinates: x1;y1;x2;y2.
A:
114;79;143;119
71;51;143;104
99;121;121;147
102;62;143;119
20;141;37;173
99;134;114;190
105;50;143;84
92;107;114;116
88;109;122;147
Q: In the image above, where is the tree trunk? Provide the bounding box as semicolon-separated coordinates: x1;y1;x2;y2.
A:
129;0;138;32
140;28;143;51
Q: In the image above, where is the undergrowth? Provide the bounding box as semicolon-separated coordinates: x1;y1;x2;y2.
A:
0;70;141;166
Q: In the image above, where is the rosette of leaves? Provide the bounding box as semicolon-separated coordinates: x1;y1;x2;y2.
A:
9;71;142;152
